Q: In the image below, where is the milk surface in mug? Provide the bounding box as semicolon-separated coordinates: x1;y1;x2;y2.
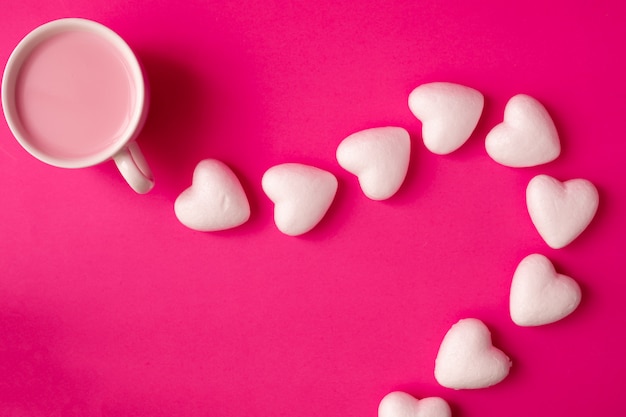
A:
15;30;135;160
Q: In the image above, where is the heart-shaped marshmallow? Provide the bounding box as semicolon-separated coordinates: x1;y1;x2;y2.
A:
485;94;560;167
262;163;338;236
510;254;582;326
526;174;599;249
174;159;250;231
435;318;511;389
336;126;410;200
379;391;451;417
408;82;484;155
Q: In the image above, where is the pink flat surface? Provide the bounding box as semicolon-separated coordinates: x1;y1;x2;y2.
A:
1;1;625;416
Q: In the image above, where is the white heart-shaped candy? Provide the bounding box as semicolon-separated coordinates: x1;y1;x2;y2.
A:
174;159;250;231
526;174;599;249
262;163;338;236
485;94;560;167
435;318;511;390
379;391;451;417
336;126;410;200
408;82;484;155
510;254;582;326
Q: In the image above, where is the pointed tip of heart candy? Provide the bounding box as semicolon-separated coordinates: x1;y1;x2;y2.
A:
379;391;451;417
336;126;410;200
174;159;251;232
526;174;599;249
485;94;561;167
262;163;338;236
510;254;582;326
408;82;484;155
434;318;511;390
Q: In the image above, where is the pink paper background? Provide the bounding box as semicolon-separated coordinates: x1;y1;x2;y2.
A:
1;1;625;416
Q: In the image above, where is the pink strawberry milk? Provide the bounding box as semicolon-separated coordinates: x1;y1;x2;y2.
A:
2;18;154;193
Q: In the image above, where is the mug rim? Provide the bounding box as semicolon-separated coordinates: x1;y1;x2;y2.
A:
1;18;147;169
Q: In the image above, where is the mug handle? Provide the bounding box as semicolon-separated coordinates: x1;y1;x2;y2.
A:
112;141;154;194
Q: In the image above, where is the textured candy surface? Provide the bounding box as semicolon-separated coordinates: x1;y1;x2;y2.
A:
378;392;451;417
262;163;338;236
408;82;484;155
510;254;582;326
174;159;250;232
526;175;599;249
485;94;560;167
336;126;410;200
435;318;512;389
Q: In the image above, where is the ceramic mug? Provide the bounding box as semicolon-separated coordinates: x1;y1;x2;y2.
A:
1;18;154;193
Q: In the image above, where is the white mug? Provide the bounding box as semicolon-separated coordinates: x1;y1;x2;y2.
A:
2;18;154;193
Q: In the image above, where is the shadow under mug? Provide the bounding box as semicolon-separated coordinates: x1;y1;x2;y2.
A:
1;18;154;194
